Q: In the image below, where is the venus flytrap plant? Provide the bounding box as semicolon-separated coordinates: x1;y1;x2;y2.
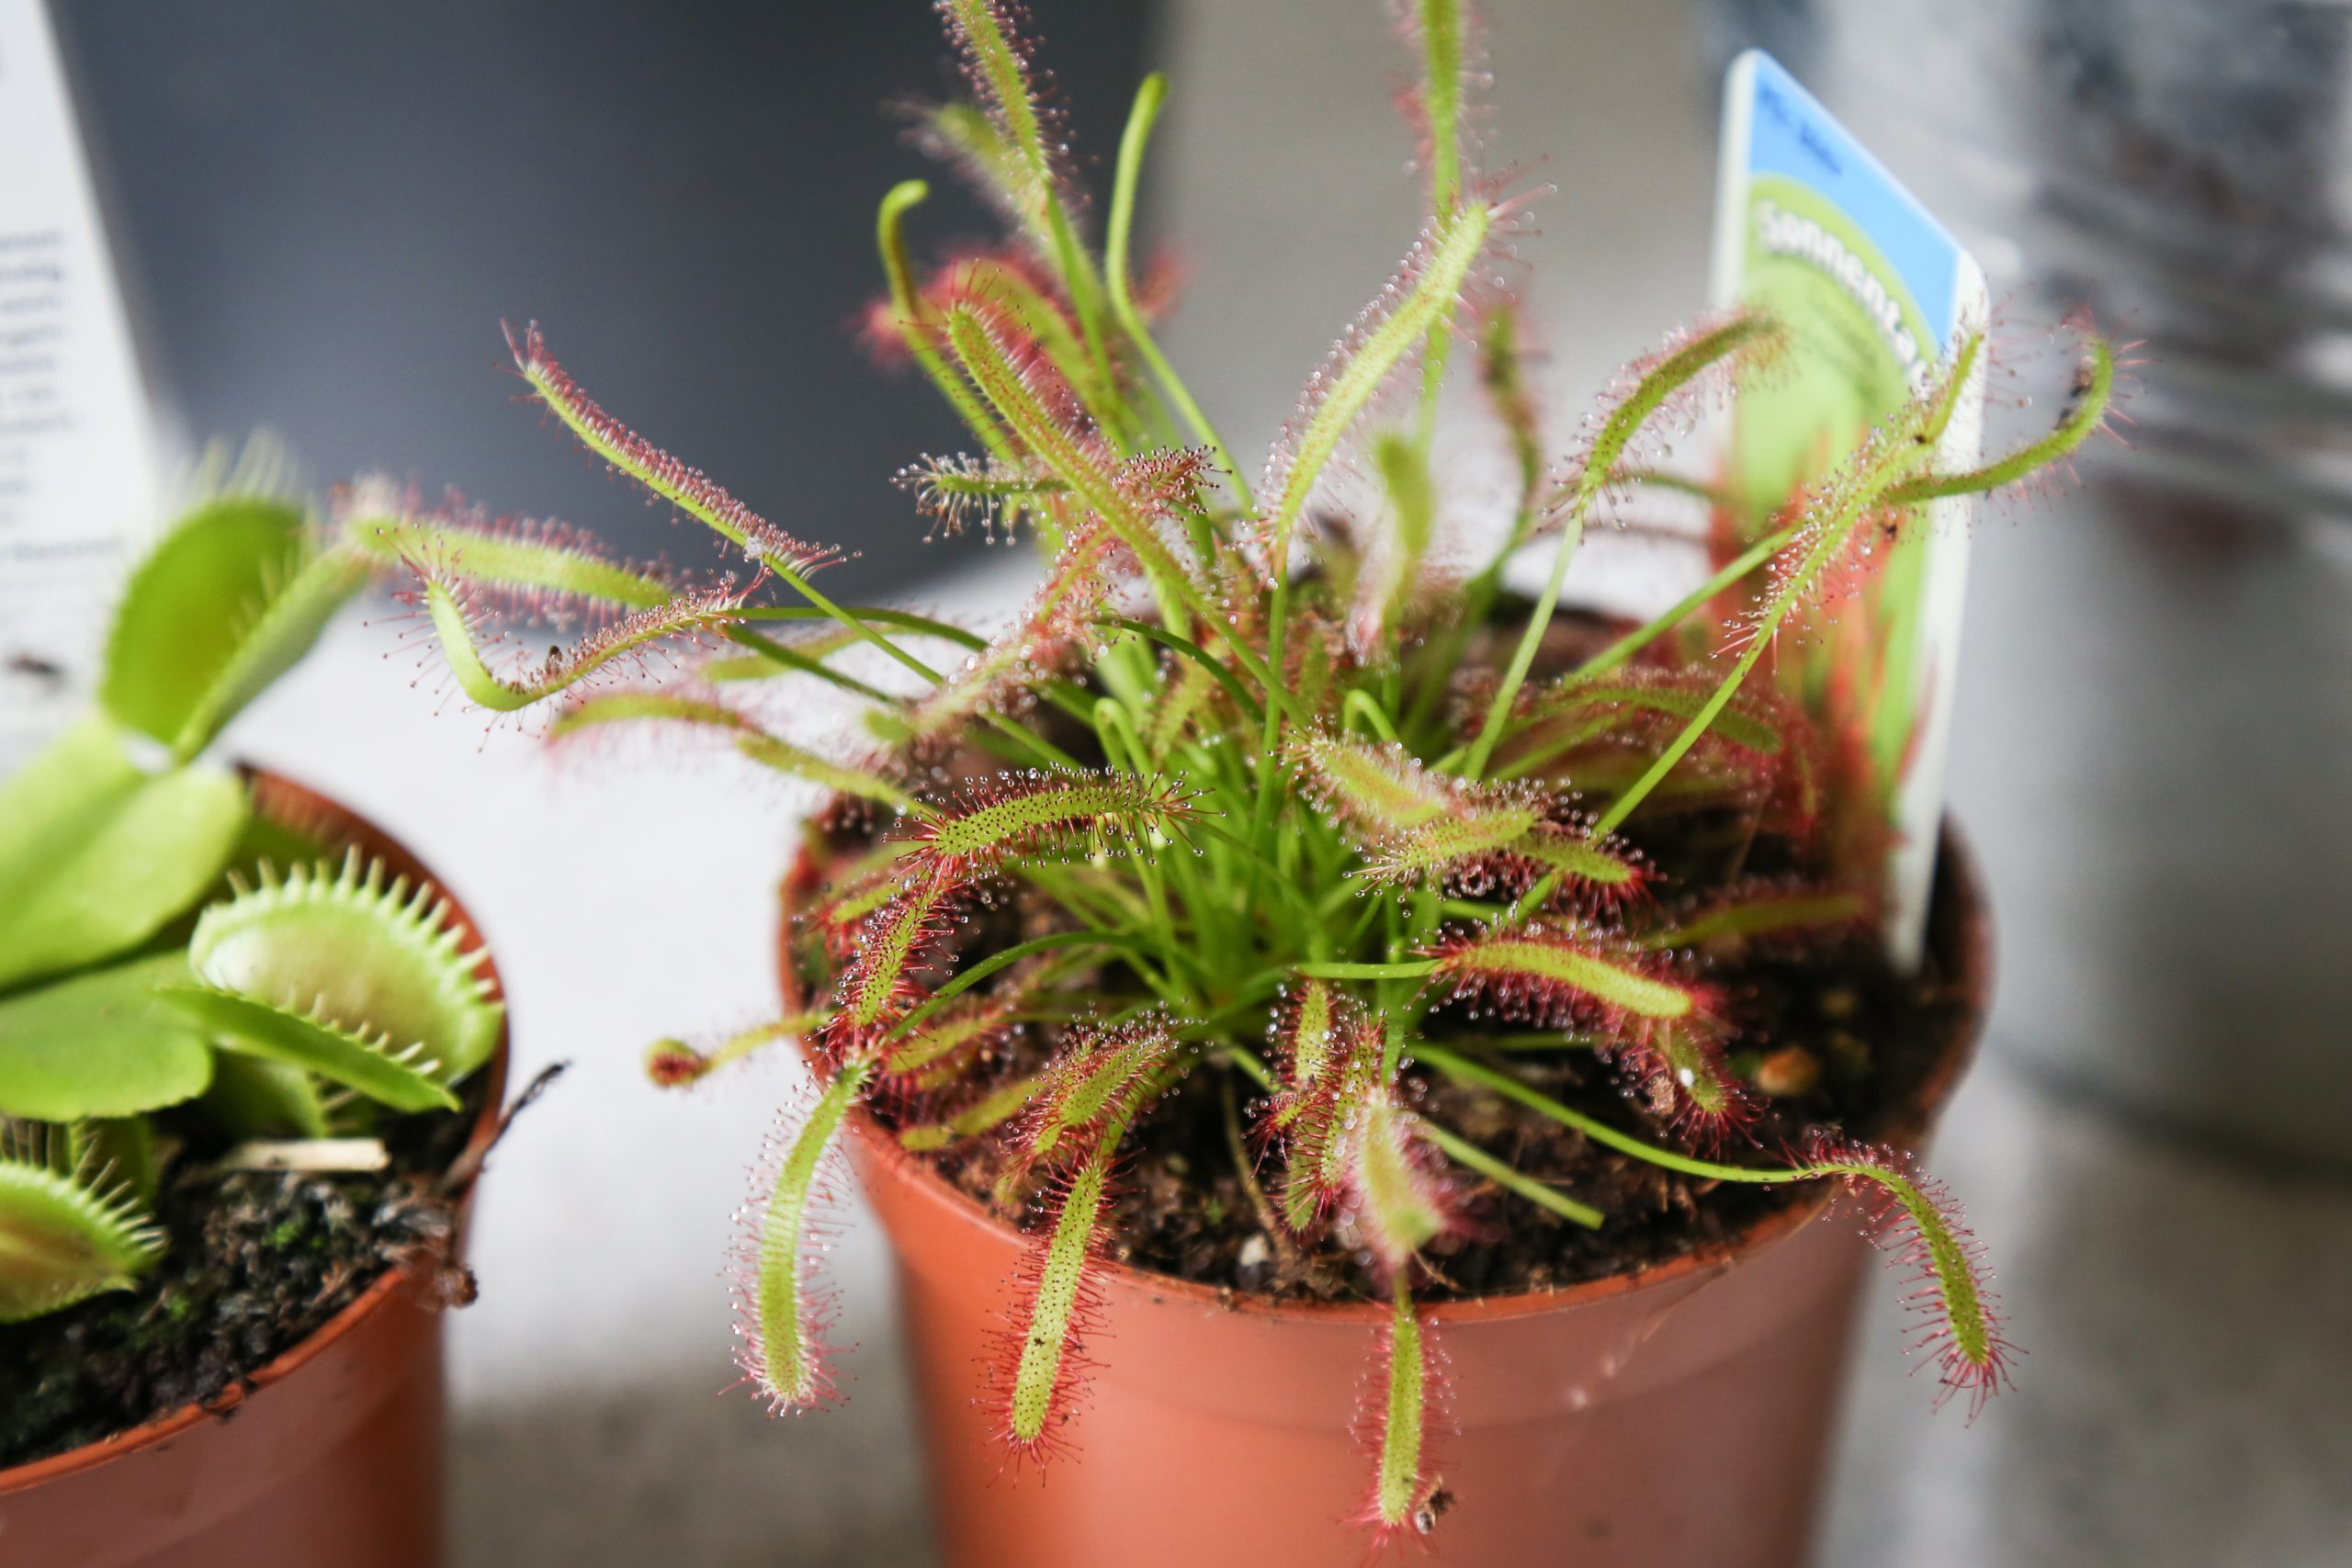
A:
0;475;502;1339
380;0;2118;1542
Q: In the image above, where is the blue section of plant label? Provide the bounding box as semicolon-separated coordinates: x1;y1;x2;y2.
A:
1738;50;1964;347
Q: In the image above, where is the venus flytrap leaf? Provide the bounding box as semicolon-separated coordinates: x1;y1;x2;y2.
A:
0;953;212;1122
100;494;375;759
155;987;460;1113
0;1147;164;1324
0;720;248;993
187;850;503;1084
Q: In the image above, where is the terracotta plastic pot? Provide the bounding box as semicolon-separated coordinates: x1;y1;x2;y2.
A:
786;826;1987;1568
0;772;509;1568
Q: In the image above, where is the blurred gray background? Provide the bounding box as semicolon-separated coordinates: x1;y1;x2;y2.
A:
51;0;2352;1564
51;0;1152;598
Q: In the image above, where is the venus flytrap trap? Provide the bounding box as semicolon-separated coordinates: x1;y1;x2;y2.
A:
376;0;2116;1545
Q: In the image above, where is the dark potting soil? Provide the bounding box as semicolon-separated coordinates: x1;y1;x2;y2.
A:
0;1097;481;1469
791;607;1976;1309
794;807;1973;1310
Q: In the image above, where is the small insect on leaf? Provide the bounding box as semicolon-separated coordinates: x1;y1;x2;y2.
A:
1357;1276;1446;1546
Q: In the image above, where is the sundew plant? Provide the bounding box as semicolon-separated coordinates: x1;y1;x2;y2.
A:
376;0;2115;1543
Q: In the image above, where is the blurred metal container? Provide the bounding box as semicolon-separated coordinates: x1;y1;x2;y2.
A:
1702;0;2352;1167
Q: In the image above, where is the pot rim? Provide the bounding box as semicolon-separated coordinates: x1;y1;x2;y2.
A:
0;768;513;1495
791;818;1992;1329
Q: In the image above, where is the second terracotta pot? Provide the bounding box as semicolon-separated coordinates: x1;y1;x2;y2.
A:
806;829;1986;1568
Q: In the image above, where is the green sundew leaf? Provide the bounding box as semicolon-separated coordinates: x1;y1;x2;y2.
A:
0;1156;163;1323
1532;676;1786;756
157;986;459;1113
356;518;670;610
1643;888;1866;951
0;952;212;1121
911;101;1046;239
1292;729;1456;840
737;737;919;815
1432;930;1700;1021
747;1058;869;1410
1003;1134;1116;1454
546;690;918;812
1371;1279;1436;1537
1351;1097;1448;1266
0;721;249;993
420;576;741;714
1505;824;1644;890
1261;201;1493;570
198;1051;328;1139
943;308;1199;604
99;497;308;749
917;771;1188;868
898;1070;1044;1152
187;852;503;1085
1357;805;1542;886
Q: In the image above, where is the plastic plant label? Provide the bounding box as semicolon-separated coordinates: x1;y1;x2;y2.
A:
1709;48;1987;970
0;0;161;766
